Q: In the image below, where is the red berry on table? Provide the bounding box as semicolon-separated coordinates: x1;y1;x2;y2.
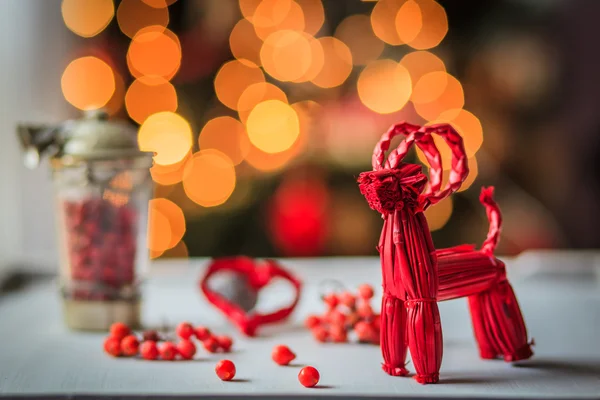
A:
357;302;374;319
159;341;178;361
177;340;197;360
311;326;329;342
176;322;195;340
195;325;212;341
215;335;233;353
323;293;339;309
103;336;122;357
215;359;236;381
328;310;346;326
202;336;219;353
339;291;356;308
298;366;320;388
272;345;296;366
358;284;374;299
330;325;348;343
121;335;139;356
371;314;381;331
304;314;321;329
354;321;376;343
142;330;161;342
140;341;159;360
109;322;131;340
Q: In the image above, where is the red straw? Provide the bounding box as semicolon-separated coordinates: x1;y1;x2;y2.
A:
359;122;532;384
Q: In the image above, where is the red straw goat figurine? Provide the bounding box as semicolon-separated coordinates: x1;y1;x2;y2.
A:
358;122;532;384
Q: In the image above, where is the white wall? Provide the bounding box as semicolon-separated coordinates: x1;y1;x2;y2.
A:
0;0;75;273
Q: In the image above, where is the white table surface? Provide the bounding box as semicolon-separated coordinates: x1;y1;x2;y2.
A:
0;250;599;399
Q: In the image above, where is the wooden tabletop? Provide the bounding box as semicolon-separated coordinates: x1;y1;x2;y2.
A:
0;251;599;399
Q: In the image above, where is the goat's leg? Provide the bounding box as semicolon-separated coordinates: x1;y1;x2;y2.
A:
468;274;533;362
380;294;409;376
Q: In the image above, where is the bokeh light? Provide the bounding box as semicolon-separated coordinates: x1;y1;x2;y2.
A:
61;56;115;110
244;101;312;172
150;151;191;186
358;60;412;114
424;196;452;231
237;82;288;124
250;0;293;28
104;71;126;116
395;0;423;43
198;116;250;165
141;0;176;7
148;198;186;252
293;34;325;82
117;0;169;39
229;19;263;67
412;72;464;120
62;0;114;38
147;205;171;253
406;0;448;50
310;37;353;88
127;26;181;81
371;0;422;45
125;77;178;124
335;14;384;66
153;198;186;249
254;1;305;40
214;60;265;110
411;69;448;104
183;150;237;207
239;0;263;21
261;30;313;82
400;50;446;90
296;0;325;35
247;100;300;154
138;111;193;165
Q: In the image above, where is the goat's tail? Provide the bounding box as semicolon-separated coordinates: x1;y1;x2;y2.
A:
479;186;502;255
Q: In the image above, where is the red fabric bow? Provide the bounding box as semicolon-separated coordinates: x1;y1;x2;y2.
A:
200;257;302;337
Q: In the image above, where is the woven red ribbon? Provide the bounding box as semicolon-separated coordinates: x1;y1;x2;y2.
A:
359;122;532;384
200;257;302;337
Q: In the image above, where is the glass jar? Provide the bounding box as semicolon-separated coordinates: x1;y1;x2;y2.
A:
18;110;153;330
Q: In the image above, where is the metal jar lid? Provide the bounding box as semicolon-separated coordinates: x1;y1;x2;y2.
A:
17;109;153;169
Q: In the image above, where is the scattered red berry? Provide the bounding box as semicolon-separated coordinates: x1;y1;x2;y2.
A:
140;341;159;360
312;326;329;342
357;302;374;319
176;322;195;340
298;366;320;388
328;310;346;326
339;291;356;308
109;322;131;340
103;336;122;357
323;293;338;309
142;330;161;342
272;345;296;366
177;340;196;360
330;325;348;343
304;315;321;329
215;335;233;353
215;359;236;381
159;341;178;361
121;335;139;356
195;325;212;341
202;336;219;353
354;321;377;343
358;284;374;299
